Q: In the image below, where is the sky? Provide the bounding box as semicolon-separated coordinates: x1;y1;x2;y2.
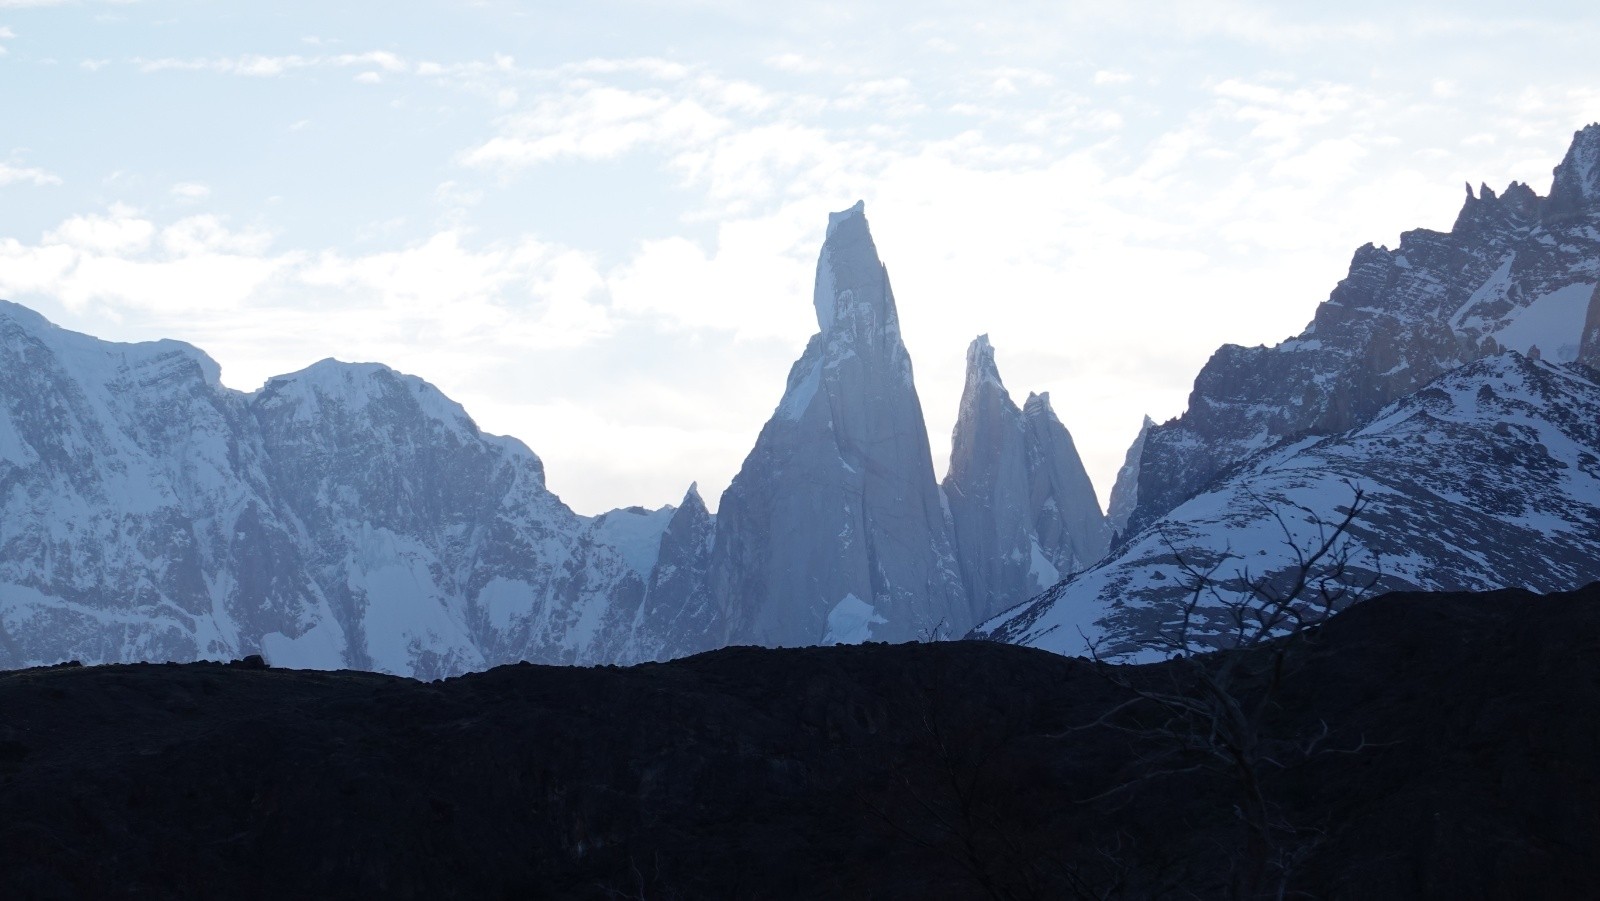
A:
2;1;1598;516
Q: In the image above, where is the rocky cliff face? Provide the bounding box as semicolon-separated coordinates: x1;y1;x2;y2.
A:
1020;393;1108;581
1125;125;1600;536
980;354;1600;659
1578;281;1600;370
1106;415;1152;540
942;336;1107;623
634;483;718;660
707;202;968;646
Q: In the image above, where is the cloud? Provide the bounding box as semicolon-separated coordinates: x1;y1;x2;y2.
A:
0;162;61;186
136;50;411;78
170;181;210;201
43;204;153;253
462;86;730;168
606;219;815;341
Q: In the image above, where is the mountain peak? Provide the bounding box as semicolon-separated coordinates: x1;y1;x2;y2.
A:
1023;391;1058;421
681;481;705;509
1547;123;1600;219
825;199;867;239
257;358;478;438
812;200;895;341
965;334;1002;388
713;199;963;647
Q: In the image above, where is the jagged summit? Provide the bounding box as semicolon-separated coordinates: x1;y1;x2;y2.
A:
710;204;963;647
944;335;1107;622
1106;415;1153;539
983;352;1600;660
964;334;1003;392
1548;123;1600;218
1124;125;1600;537
812;200;895;338
825;199;867;238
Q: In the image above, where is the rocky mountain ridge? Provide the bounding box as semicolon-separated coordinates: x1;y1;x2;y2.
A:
0;202;1106;674
942;335;1107;625
1124;124;1600;538
987;124;1600;662
0;301;717;677
984;343;1600;658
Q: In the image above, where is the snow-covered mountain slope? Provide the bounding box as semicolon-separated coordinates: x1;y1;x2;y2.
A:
943;335;1107;623
0;301;693;677
707;201;968;646
977;354;1600;659
0;300;326;669
1125;124;1600;537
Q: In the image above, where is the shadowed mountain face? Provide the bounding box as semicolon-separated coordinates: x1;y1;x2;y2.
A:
707;202;969;646
981;354;1600;659
2;583;1597;899
943;335;1107;624
1000;125;1600;668
1125;124;1600;538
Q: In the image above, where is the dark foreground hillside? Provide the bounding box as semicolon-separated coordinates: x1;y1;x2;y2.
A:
2;584;1598;899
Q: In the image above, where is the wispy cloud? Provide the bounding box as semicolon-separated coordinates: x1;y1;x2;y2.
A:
135;50;409;77
462;86;731;168
170;181;210;201
0;162;61;186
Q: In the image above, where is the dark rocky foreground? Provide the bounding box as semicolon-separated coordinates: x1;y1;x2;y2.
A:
2;584;1599;900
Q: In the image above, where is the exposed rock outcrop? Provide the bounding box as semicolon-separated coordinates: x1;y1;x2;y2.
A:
981;354;1600;659
1106;415;1153;541
707;202;968;646
1125;124;1600;535
942;336;1108;622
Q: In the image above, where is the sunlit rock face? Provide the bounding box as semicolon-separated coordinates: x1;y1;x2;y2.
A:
707;202;968;646
942;335;1107;624
1125;124;1600;536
